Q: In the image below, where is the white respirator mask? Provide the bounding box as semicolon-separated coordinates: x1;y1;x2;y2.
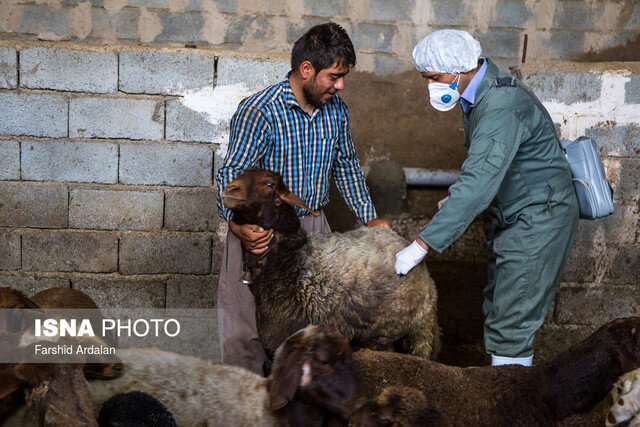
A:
428;74;461;111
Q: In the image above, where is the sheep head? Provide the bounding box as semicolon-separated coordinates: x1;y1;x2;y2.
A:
267;325;364;420
606;317;640;373
222;168;319;229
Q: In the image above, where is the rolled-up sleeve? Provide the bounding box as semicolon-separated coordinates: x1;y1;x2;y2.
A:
419;108;529;252
215;101;271;221
331;102;377;224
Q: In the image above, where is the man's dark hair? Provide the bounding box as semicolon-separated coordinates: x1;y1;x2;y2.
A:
290;22;356;74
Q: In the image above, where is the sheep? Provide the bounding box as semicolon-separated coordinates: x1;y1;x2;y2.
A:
31;287;99;309
0;287;39;309
221;168;439;360
349;386;450;426
352;317;640;426
97;391;177;427
88;325;364;426
607;367;640;426
0;287;121;425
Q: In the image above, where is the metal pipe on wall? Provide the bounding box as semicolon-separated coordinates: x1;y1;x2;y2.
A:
403;168;460;187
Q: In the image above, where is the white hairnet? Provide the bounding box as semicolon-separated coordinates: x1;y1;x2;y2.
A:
412;29;482;74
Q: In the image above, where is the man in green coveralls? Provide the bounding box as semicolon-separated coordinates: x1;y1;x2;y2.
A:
395;29;579;366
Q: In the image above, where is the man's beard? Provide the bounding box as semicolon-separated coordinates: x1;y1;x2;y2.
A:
302;78;332;109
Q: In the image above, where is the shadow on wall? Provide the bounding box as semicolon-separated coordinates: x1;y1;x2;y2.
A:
580;34;640;62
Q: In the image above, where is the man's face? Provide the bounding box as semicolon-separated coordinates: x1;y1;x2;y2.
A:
420;71;457;85
303;62;349;109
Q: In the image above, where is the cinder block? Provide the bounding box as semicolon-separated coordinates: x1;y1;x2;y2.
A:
0;231;21;270
119;50;215;95
490;0;533;29
368;0;412;21
217;56;290;89
556;283;640;325
0;183;68;228
0;275;70;296
552;1;601;31
373;55;407;76
534;323;597;364
614;159;640;201
165;100;223;143
119;235;211;274
166;275;217;308
0;47;17;89
474;30;521;59
541;32;586;60
429;0;472;26
225;15;272;45
20;47;117;93
120;143;212;186
0;140;20;180
286;18;327;44
304;0;347;18
125;0;236;13
586;124;640;157
72;276;166;308
20;5;70;36
625;75;640;104
351;22;397;54
70;189;164;230
164;189;220;231
0;92;67;138
22;140;118;184
624;2;640;30
605;246;640;285
574;203;638;245
561;243;600;283
155;12;205;42
89;8;140;40
70;97;164;141
22;231;118;273
522;72;601;104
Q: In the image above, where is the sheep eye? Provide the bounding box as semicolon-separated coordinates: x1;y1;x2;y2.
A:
318;359;329;366
266;182;274;188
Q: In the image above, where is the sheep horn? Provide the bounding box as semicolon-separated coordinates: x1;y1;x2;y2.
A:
277;191;320;216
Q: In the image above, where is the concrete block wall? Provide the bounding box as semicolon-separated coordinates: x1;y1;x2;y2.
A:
1;0;640;75
0;39;290;308
513;62;640;362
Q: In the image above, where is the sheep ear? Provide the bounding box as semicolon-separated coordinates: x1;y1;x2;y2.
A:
267;348;304;411
276;190;320;217
0;366;23;399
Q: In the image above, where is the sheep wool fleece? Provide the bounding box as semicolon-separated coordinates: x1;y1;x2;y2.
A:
217;212;331;374
419;59;579;358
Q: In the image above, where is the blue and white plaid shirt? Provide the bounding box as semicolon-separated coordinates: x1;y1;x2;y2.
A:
216;80;377;224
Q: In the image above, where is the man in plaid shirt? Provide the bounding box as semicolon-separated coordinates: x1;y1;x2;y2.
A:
215;22;391;374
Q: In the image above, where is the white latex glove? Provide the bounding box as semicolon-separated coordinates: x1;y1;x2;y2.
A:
395;240;428;275
437;196;449;211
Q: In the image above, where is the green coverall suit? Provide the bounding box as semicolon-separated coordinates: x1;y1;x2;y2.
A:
419;59;579;358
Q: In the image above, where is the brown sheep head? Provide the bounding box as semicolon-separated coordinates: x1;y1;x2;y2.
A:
349;387;449;427
267;325;364;420
222;168;319;228
605;317;640;373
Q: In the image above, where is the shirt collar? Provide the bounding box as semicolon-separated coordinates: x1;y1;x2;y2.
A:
281;80;300;110
460;59;487;112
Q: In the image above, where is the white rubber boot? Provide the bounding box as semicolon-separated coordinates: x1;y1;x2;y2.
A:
491;354;533;367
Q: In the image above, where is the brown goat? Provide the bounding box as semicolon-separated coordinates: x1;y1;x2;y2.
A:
349;387;450;426
222;168;439;360
353;317;640;426
30;288;98;309
0;287;39;309
88;325;364;426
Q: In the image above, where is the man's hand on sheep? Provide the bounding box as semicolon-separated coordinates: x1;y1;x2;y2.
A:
395;239;429;275
366;218;392;229
229;219;274;255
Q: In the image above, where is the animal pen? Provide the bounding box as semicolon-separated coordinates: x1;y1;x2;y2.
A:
1;0;640;424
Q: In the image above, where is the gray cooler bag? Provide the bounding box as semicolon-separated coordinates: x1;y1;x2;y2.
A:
560;136;614;220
